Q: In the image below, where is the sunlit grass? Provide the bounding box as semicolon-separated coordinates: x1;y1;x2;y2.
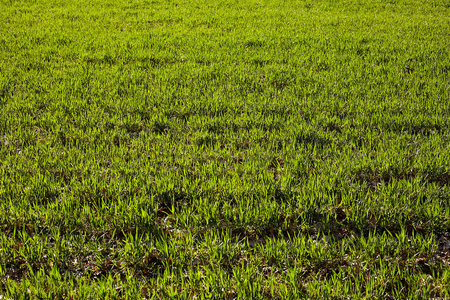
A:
1;0;449;298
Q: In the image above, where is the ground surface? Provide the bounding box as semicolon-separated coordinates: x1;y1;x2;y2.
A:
1;0;450;298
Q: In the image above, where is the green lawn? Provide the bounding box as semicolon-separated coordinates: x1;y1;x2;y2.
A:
1;0;450;298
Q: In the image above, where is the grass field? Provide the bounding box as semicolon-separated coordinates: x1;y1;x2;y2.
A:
1;0;450;298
